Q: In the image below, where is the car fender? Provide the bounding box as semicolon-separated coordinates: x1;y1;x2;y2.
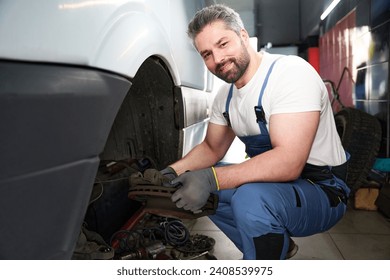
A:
0;1;181;86
91;10;181;85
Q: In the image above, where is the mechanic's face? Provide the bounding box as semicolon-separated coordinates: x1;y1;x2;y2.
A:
195;20;250;83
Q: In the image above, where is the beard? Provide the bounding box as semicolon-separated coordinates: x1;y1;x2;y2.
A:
214;45;250;83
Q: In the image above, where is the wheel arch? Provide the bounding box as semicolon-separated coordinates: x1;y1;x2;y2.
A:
100;56;184;169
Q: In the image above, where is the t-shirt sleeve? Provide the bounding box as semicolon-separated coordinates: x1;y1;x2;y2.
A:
267;56;324;115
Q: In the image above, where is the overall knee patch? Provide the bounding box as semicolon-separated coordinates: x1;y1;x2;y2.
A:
253;233;284;260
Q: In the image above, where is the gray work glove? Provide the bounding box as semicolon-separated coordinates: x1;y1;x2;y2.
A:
171;168;219;212
160;166;178;182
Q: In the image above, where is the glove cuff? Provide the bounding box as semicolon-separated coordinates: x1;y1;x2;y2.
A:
160;166;178;180
211;166;220;191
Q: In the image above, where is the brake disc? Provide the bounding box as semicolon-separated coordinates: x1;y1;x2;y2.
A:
128;184;218;219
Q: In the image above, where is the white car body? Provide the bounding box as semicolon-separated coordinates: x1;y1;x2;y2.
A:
0;0;216;259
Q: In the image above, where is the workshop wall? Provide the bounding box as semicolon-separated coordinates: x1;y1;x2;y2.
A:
319;0;390;157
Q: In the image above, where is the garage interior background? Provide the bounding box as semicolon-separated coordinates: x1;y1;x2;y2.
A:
220;0;389;166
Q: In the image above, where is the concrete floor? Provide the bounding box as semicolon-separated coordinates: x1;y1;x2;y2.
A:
188;206;390;260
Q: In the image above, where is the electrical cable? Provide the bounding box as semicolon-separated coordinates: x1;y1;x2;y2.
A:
110;216;190;255
163;219;190;246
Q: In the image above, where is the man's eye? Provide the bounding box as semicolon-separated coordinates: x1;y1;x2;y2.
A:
220;42;227;47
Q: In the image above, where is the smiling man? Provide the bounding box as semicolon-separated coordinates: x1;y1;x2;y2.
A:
162;4;350;260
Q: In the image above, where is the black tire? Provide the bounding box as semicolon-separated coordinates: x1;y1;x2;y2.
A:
334;108;382;194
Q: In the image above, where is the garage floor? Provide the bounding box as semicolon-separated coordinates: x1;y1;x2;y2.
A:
188;206;390;260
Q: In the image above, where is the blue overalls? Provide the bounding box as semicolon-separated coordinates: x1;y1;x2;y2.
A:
210;59;350;260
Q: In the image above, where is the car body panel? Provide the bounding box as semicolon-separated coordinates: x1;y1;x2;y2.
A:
0;0;208;90
0;0;215;259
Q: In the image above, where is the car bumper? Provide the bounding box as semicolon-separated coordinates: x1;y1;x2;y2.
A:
0;60;131;259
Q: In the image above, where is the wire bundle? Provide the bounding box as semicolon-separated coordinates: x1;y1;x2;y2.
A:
110;216;190;254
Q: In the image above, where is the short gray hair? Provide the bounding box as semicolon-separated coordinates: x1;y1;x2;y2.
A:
187;4;245;44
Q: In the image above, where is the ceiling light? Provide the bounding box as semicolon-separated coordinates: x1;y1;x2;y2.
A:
320;0;341;20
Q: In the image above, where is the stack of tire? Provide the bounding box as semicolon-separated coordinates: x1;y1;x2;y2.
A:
334;108;382;197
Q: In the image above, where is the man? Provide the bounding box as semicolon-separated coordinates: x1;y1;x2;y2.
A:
163;4;350;260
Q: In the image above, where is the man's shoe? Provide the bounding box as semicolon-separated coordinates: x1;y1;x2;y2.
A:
286;238;298;259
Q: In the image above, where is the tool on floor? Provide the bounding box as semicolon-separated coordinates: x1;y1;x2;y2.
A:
110;214;216;260
119;241;166;260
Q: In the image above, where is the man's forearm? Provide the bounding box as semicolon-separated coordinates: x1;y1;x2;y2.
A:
170;141;222;175
214;147;306;190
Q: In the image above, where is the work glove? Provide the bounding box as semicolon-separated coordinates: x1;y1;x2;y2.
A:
160;166;178;182
171;167;219;213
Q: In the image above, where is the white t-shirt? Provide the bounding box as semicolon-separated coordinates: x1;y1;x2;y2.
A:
210;52;346;166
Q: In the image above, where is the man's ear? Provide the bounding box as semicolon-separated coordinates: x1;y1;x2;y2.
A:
240;29;250;46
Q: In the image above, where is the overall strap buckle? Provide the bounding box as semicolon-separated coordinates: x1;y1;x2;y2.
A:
254;106;267;124
223;111;232;127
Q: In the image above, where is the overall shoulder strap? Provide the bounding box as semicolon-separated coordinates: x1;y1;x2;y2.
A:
222;84;234;127
255;57;281;124
225;84;234;113
257;58;280;106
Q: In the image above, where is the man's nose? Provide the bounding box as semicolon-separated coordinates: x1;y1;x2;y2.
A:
213;50;225;64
